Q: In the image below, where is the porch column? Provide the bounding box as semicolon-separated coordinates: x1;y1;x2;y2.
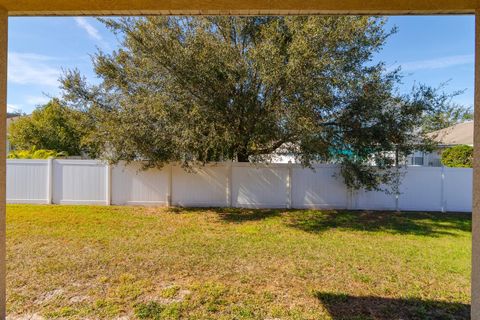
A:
473;9;480;319
0;7;5;319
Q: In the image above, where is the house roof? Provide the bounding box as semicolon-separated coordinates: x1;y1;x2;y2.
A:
427;121;473;146
6;115;21;126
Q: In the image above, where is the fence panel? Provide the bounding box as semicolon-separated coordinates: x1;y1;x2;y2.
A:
112;162;169;206
398;167;443;211
172;165;228;207
52;160;107;205
292;165;348;209
354;188;397;211
7;159;48;204
444;167;472;212
5;160;473;212
232;164;289;208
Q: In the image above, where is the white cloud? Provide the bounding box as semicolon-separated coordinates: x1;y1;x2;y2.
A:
8;52;61;87
26;95;50;106
7;104;22;113
74;17;103;41
393;54;474;72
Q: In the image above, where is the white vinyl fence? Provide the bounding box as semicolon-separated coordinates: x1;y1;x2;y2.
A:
6;159;473;212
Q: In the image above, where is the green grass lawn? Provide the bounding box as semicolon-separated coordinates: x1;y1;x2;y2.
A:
6;205;471;319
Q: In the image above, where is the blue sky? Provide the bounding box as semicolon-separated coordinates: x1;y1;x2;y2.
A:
6;15;475;114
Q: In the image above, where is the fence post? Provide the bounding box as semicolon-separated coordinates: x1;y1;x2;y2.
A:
226;162;232;207
105;163;111;206
167;163;173;207
347;188;354;210
441;166;446;213
286;161;292;209
47;158;53;204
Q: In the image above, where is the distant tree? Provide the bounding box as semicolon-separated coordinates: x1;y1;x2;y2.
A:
441;145;473;168
62;16;445;191
419;85;472;133
8;99;91;156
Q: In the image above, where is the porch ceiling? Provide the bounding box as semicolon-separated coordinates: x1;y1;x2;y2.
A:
0;0;479;16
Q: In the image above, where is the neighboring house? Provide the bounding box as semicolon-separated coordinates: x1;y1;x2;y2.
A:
428;121;473;147
406;150;443;167
269;142;298;163
406;121;473;167
271;121;475;166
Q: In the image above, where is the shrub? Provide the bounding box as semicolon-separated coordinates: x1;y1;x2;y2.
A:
441;145;473;168
8;148;67;159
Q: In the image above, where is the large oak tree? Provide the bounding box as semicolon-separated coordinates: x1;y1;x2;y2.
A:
62;16;440;191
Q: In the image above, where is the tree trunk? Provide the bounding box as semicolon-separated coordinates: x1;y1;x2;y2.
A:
395;147;399;167
237;153;250;162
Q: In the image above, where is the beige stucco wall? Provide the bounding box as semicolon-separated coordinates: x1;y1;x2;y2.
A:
0;0;478;15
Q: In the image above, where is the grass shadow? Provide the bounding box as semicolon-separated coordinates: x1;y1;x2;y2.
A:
315;292;470;320
285;210;471;237
167;206;281;222
167;207;471;237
